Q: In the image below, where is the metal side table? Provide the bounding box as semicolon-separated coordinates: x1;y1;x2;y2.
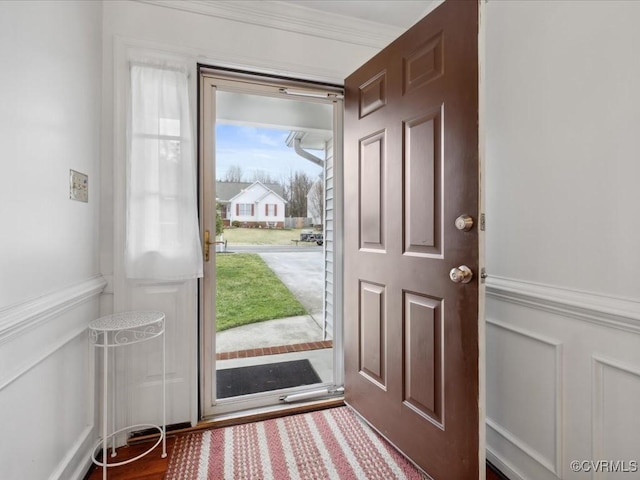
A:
89;311;166;479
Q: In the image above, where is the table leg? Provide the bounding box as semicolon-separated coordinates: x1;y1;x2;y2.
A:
162;326;167;458
110;344;116;458
102;335;108;480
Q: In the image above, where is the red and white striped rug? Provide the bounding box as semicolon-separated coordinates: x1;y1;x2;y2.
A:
166;406;428;479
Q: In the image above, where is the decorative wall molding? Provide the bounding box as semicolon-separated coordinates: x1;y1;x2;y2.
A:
0;286;99;479
101;273;113;295
591;355;640;479
487;318;564;477
0;319;90;392
0;275;107;345
135;0;405;49
486;276;640;335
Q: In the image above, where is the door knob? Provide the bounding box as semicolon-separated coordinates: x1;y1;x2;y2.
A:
449;265;473;284
455;214;474;231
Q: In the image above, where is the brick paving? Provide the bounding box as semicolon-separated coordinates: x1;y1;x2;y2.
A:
216;340;333;360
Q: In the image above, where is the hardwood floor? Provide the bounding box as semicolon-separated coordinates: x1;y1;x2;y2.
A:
86;438;175;480
85;436;505;479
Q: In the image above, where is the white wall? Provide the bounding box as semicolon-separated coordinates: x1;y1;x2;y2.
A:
4;1;637;478
0;1;104;479
485;2;640;479
100;0;384;429
96;1;640;477
0;1;102;305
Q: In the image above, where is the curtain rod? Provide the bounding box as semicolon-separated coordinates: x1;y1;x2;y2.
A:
129;61;190;74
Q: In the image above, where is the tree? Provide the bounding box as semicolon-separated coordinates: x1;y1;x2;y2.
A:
222;165;244;182
216;202;224;237
251;169;277;184
308;178;324;226
282;171;313;217
279;174;291;216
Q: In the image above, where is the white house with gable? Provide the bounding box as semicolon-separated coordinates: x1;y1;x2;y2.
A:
228;181;286;227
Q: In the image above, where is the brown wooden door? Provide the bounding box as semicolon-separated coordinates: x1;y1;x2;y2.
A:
344;1;480;478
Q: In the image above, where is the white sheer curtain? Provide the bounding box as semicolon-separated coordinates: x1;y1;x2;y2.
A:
125;64;203;280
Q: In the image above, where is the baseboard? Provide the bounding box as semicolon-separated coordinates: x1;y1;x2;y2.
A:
487;459;513;480
49;425;96;480
486;448;526;480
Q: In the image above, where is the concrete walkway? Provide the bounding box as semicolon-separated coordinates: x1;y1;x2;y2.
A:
258;250;323;324
216;315;323;353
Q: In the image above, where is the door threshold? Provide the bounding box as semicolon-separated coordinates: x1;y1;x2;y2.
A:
198;397;344;430
127;398;344;445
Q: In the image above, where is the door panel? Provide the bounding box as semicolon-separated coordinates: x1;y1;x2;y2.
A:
359;281;386;387
404;292;443;426
344;1;480;478
359;131;386;250
404;108;442;256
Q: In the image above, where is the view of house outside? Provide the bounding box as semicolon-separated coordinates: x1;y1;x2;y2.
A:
215;123;325;244
210;93;334;405
214;124;326;332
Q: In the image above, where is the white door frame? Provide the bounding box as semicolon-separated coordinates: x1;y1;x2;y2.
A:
198;68;345;418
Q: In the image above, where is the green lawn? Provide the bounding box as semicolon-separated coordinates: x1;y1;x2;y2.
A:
215;253;307;331
221;227;320;246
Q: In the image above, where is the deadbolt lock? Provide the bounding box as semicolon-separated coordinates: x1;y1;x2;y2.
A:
449;265;473;284
455;214;474;231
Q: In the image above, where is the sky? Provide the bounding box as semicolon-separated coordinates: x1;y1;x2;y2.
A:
215;124;323;183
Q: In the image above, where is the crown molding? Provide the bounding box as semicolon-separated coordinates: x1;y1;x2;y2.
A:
116;33;347;85
135;0;404;49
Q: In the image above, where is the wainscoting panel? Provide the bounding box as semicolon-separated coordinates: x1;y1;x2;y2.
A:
486;319;563;476
0;276;105;480
486;276;640;480
117;280;197;433
591;356;640;480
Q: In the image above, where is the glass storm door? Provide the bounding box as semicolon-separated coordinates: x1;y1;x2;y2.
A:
199;70;344;418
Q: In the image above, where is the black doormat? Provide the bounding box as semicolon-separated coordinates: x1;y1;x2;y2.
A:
217;359;321;399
